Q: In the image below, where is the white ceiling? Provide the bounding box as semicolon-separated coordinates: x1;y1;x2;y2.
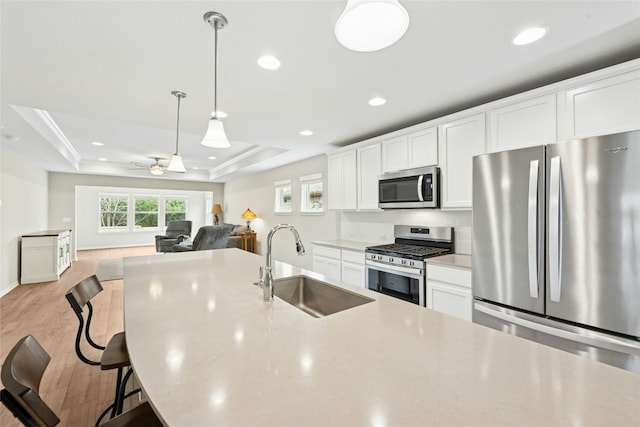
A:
2;1;639;182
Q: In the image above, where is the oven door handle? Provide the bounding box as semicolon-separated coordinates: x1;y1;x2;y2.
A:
417;175;424;202
366;260;423;279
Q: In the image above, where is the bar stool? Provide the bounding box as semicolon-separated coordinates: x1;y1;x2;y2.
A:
64;275;137;425
1;335;163;427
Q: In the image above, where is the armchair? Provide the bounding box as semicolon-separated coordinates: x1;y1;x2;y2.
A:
155;220;192;253
173;224;233;252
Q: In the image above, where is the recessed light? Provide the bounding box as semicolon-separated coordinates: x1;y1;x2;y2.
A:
192;166;199;170
208;156;217;160
98;158;107;162
258;55;281;71
368;97;386;106
211;110;228;118
92;141;104;146
513;27;547;46
300;130;313;136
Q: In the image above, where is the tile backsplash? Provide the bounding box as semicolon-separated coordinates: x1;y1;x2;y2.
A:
340;210;472;254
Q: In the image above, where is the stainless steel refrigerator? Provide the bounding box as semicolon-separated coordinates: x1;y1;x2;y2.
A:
472;130;640;374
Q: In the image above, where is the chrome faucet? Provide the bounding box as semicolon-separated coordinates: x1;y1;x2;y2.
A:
260;224;306;301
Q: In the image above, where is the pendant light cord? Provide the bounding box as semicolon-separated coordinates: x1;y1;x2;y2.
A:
175;94;181;154
213;23;219;119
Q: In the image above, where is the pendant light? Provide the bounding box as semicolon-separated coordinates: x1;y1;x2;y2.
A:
335;0;409;52
201;11;231;148
167;90;187;172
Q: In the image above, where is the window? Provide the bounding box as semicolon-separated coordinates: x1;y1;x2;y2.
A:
134;197;159;229
99;195;128;230
274;179;292;214
165;198;187;223
300;173;324;214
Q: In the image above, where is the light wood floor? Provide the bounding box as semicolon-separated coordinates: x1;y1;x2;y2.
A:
0;246;157;427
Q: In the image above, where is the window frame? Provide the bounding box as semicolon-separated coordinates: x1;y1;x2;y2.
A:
274;179;293;215
164;197;189;226
300;173;324;215
133;195;160;231
98;193;129;232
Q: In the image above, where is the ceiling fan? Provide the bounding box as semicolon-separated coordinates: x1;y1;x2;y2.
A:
129;157;169;176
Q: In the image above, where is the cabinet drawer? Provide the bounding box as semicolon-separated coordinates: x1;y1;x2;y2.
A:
313;245;341;260
341;249;364;265
427;265;471;288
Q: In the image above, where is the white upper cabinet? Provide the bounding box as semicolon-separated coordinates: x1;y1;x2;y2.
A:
408;127;438;169
381;127;438;173
557;70;640;140
438;113;486;210
357;143;382;210
489;94;556;152
328;150;357;210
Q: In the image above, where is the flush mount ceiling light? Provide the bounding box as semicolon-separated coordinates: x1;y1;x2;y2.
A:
258;55;281;70
202;11;231;148
167;90;187;173
513;27;547;45
335;0;409;52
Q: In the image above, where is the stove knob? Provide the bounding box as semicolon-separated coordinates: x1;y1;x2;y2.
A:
389;257;394;263
401;259;406;265
409;261;414;267
377;255;383;261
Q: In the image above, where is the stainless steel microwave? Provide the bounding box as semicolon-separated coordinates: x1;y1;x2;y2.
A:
378;166;440;209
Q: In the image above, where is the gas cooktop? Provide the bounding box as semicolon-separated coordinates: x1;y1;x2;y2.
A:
366;243;452;260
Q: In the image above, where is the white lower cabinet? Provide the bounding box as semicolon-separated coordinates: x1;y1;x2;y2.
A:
21;230;72;284
426;264;472;321
340;249;365;288
312;244;366;288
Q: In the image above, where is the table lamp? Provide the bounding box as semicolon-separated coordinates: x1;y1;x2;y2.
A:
242;208;256;231
212;204;223;226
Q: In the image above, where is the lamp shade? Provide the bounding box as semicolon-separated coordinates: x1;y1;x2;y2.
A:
201;117;231;148
212;204;223;214
242;208;256;220
335;0;409;52
167;154;186;172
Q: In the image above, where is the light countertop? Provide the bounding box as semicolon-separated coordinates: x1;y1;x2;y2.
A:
311;239;381;251
427;253;472;269
123;248;639;426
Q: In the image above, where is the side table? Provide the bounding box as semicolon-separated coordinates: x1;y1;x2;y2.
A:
241;232;257;253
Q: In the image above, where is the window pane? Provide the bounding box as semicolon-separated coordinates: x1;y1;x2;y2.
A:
275;184;292;213
134;198;159;229
301;178;323;213
100;197;128;229
165;199;187;223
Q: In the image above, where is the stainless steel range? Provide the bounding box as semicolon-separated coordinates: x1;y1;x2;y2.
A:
365;225;454;306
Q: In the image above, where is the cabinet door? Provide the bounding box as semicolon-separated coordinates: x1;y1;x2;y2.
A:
427;281;472;321
342;150;358;210
341;262;365;288
408;127;438;168
381;135;408;173
558;70;640;140
357;143;381;210
439;113;486;209
313;255;341;281
489;94;556;152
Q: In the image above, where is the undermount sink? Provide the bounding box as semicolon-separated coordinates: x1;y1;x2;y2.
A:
269;275;374;318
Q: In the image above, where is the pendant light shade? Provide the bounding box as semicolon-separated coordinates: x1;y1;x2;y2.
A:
202;12;231;148
335;0;409;52
201;117;230;148
167;90;187;173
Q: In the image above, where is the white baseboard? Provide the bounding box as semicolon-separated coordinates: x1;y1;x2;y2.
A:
0;281;19;298
76;243;155;251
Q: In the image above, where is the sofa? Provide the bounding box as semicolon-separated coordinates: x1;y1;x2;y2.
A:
173;224;234;252
225;224;251;249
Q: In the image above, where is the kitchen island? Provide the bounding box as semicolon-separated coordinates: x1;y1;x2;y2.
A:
123;248;639;426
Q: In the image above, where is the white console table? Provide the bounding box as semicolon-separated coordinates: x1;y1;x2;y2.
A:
21;229;72;284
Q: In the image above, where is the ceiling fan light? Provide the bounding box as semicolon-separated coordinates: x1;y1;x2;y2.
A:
201;117;231;148
167;154;186;172
335;0;409;52
149;163;165;176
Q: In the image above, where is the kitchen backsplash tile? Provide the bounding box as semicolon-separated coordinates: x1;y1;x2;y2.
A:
340;210;473;255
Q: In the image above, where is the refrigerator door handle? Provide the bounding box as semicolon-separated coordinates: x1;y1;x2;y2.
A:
417;175;424;202
474;302;640;355
549;156;562;302
527;160;540;299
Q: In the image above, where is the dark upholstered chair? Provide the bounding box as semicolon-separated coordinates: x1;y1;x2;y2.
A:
155;220;192;252
173;224;233;252
1;335;163;427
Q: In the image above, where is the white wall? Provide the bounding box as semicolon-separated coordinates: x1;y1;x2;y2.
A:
223;155;338;271
0;147;49;295
75;185;211;250
49;172;223;255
